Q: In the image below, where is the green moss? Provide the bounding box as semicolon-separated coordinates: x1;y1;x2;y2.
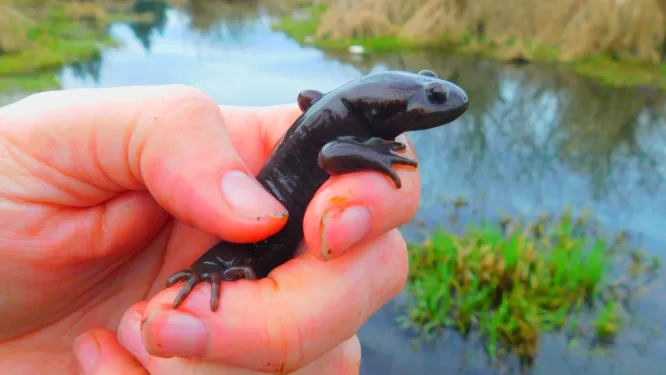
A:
398;200;660;363
272;5;666;89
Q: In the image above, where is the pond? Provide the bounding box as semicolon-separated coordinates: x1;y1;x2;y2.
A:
1;3;665;374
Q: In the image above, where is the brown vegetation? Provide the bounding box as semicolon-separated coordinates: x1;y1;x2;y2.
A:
0;1;30;53
0;0;135;55
310;0;666;63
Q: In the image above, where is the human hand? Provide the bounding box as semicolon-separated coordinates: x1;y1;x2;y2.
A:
0;85;421;374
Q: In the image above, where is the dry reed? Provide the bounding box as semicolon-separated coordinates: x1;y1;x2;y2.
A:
312;0;666;63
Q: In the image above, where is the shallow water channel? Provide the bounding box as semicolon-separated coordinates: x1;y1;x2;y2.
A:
2;4;666;375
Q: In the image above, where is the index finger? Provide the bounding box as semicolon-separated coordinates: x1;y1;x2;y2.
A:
0;86;293;246
138;229;408;373
216;104;303;176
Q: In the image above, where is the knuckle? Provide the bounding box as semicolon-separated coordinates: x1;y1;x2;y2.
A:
340;336;362;373
144;85;221;131
166;84;214;104
163;84;220;119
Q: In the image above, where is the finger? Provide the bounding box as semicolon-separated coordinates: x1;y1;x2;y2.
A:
118;302;361;374
217;104;303;175
137;229;408;373
73;329;148;375
0;86;288;244
302;133;420;261
217;106;421;262
291;335;361;375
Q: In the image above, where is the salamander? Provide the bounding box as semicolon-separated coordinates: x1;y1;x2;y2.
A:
166;69;470;311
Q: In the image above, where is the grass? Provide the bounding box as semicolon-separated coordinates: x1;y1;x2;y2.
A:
271;3;666;89
0;72;60;92
398;198;661;366
571;57;666;90
0;1;153;91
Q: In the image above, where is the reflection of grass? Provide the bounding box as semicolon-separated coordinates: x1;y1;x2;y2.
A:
399;199;660;364
571;57;666;89
271;3;666;89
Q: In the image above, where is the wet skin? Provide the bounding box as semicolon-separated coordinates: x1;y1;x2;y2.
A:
166;69;470;311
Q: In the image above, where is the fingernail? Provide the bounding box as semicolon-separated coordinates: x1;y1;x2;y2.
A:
320;205;372;260
118;307;150;363
73;333;100;375
221;170;288;218
146;310;208;357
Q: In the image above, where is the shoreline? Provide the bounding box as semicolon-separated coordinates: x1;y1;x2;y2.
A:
0;2;152;92
271;5;666;90
3;2;666;92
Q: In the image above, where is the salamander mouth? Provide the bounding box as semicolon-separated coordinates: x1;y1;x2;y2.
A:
440;97;469;122
414;97;469;130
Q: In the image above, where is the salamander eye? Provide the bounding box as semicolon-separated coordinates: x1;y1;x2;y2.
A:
425;81;449;104
418;70;438;78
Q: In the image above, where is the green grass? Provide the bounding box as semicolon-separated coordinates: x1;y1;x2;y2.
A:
398;200;660;364
571;57;666;89
271;5;666;89
0;2;148;91
453;38;666;89
0;73;60;92
0;38;115;76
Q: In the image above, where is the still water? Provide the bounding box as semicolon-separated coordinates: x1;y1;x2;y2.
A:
2;3;666;374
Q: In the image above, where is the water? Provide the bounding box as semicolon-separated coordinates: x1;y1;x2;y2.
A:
1;3;665;374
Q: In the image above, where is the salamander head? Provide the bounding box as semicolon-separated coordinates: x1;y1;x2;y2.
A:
338;69;469;139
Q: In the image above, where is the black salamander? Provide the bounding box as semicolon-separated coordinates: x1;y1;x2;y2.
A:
166;69;470;311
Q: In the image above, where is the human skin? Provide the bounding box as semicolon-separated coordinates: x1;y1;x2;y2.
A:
0;85;420;374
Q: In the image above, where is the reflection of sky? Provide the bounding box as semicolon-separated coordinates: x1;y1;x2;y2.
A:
407;65;666;250
58;10;363;106
410;107;666;251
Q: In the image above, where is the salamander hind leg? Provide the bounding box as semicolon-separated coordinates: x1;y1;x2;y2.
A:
166;242;258;312
317;136;418;189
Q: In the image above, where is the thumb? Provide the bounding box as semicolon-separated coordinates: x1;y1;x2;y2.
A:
73;329;149;375
135;85;289;243
1;85;288;244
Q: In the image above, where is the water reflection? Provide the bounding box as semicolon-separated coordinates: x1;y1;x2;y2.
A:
181;0;262;38
2;4;666;373
124;0;274;49
323;50;666;374
321;51;666;244
127;0;169;51
67;55;103;84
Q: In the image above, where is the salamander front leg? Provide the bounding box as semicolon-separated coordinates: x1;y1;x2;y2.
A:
317;136;418;189
165;242;258;311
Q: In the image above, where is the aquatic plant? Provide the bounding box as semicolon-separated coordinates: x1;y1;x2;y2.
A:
399;199;661;365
